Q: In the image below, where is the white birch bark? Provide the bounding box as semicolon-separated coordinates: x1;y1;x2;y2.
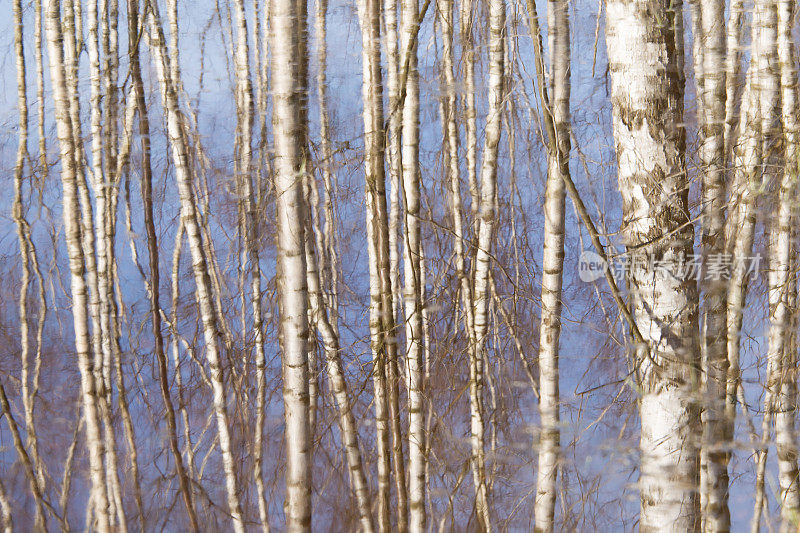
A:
60;2;126;523
126;0;199;527
304;215;375;531
724;63;760;460
400;0;428;529
773;0;800;526
605;0;701;528
727;7;778;527
437;0;472;350
230;0;272;530
169;223;200;483
103;1;145;512
381;0;410;523
384;0;403;325
86;5;129;525
269;0;313;528
723;0;744;162
0;478;10;533
356;0;397;528
35;0;47;181
0;382;50;528
143;3;246;530
469;0;506;528
694;0;730;526
314;0;339;332
532;0;570;527
438;0;479;446
12;1;47;523
253;1;272;522
460;0;478;223
45;1;111;529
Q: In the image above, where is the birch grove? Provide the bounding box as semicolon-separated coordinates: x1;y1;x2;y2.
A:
5;0;800;530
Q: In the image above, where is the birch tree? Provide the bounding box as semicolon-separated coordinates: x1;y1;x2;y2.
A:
399;0;429;529
771;0;800;526
45;1;111;529
692;0;730;525
143;2;246;530
13;2;47;525
727;0;780;525
522;0;571;527
355;0;395;528
126;0;199;527
469;0;506;528
269;0;313;528
381;0;409;523
605;0;701;529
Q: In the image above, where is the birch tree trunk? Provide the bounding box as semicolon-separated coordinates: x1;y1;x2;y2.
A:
314;0;339;335
0;479;10;533
35;0;47;182
532;0;570;527
469;0;506;529
269;0;313;528
727;4;779;526
384;0;403;325
724;48;760;466
723;0;744;162
605;0;701;528
230;0;273;530
0;382;49;529
400;0;428;529
381;0;410;524
750;0;784;522
694;0;730;526
169;222;200;484
86;3;134;526
254;2;271;525
45;1;111;529
127;0;199;528
144;3;246;530
12;2;47;526
60;5;123;523
460;0;479;222
356;0;396;528
773;0;800;525
304;214;375;532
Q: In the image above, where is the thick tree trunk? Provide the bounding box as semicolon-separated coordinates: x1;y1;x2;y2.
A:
269;0;313;529
605;0;701;529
